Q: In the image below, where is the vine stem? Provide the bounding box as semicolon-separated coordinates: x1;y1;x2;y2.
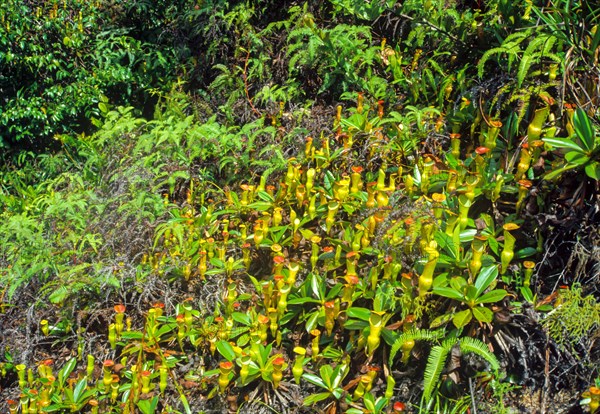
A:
242;46;261;117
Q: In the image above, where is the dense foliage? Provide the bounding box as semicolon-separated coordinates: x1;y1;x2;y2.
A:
1;0;600;413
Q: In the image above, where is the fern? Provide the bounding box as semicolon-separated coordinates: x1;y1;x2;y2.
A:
389;328;445;366
458;337;499;371
423;337;455;402
423;336;500;404
477;31;531;78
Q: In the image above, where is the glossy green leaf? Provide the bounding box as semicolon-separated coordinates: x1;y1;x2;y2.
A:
256;191;274;202
59;358;77;386
474;265;498;297
544;163;578;180
137;396;159;414
303;391;331;406
232;312;251;326
319;365;334;388
543;137;585;152
305;311;320;333
346;307;371;321
585;162;600;180
216;340;236;361
452;309;473;328
472;306;494;323
432;287;464;301
73;378;88;402
343;319;369;330
573;108;595;152
459;229;477;243
288;296;321;305
565;151;590;165
475;289;507;304
515;247;537;259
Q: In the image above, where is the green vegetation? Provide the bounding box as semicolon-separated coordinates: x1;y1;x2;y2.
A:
1;0;600;413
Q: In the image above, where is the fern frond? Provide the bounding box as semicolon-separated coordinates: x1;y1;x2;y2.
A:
502;30;531;45
517;53;534;88
389;329;445;365
478;47;517;78
458;337;499;371
423;339;453;403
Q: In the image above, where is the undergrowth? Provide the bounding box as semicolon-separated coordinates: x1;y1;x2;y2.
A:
1;0;600;413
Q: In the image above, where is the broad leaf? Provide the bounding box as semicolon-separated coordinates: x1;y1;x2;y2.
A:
452;309;473;328
474;265;498;297
343;319;369;330
288;297;321;305
305;311;320;333
585;162;600;180
216;340;236;361
565;151;590;165
432;287;464;301
256;191;275;202
59;358;77;386
246;201;273;211
303;392;331;406
515;247;537;259
573;107;595;152
232;312;251;326
472;306;494;323
137;397;159;414
543;137;585;152
319;365;334;389
476;289;507;304
346;307;371;321
73;378;88;403
544;163;578;180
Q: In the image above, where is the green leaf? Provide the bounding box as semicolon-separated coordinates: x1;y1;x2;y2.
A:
459;229;477;243
137;396;159;414
542;137;585;152
216;340;236;361
232;312;251;326
585;162;600;180
472;306;494;323
256;191;275;202
303;391;331;406
565;151;590;165
246;201;273;211
515;247;537;259
73;378;88;402
305;311;320;333
452;309;473;328
346;307;371;321
59;358;77;386
179;392;192;414
544;163;578;180
363;393;376;412
288;297;321;305
432;287;464;301
573;108;595;152
476;289;507;304
520;286;534;302
319;365;334;389
430;313;454;328
474;265;498;297
343;319;369;330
